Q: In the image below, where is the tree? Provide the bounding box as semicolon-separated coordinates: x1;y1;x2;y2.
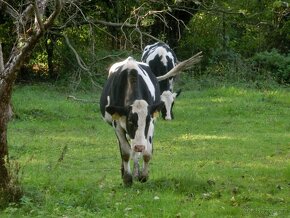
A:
0;0;63;204
0;0;203;205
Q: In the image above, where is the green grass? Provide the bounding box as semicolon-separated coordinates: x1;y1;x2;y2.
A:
1;83;289;217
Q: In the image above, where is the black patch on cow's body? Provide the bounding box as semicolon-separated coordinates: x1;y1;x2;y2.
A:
149;136;152;144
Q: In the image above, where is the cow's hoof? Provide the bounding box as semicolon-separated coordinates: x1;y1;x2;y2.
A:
138;174;148;183
123;173;133;186
133;170;140;180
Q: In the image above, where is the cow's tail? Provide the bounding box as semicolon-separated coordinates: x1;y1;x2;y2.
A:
157;51;203;81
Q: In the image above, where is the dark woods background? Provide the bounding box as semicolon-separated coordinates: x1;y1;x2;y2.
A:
1;0;289;88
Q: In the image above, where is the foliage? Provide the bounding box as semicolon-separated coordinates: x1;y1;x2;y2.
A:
178;11;223;60
252;50;290;84
178;0;289;66
0;83;289;216
2;0;289;86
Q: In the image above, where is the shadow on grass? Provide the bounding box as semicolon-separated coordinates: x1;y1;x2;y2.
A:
132;174;214;196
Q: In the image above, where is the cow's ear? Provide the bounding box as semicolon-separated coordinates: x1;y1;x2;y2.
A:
174;89;182;98
106;106;127;120
150;102;164;118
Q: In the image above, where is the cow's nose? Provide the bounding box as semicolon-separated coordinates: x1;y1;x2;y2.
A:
134;145;145;152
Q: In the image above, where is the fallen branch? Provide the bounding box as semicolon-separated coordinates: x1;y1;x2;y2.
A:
157;51;203;81
67;95;99;103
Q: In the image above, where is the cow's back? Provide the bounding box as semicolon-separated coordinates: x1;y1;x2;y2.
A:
100;57;161;120
141;42;177;92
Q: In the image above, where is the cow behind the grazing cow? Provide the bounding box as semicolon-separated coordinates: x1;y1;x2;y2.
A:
142;42;181;120
100;57;164;186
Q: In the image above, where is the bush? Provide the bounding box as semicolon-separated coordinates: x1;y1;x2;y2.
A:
252;49;290;84
176;49;280;91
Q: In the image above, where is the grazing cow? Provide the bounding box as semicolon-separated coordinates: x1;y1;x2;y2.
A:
142;42;181;120
100;57;164;186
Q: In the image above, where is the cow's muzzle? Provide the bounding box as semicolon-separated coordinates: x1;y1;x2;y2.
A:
134;145;145;152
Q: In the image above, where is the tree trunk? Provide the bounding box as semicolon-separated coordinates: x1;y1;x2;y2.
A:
0;79;14;191
0;41;9;192
0;0;63;202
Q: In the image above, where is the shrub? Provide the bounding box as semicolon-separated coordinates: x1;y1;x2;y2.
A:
252;49;290;84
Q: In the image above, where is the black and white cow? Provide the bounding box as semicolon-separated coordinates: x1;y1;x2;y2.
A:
100;57;164;186
142;42;181;120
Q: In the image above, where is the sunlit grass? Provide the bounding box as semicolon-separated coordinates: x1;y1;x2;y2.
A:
1;84;289;217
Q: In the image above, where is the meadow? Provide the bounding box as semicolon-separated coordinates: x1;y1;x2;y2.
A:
1;83;289;217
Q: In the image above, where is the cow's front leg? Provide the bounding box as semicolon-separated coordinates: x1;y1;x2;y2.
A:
139;121;154;182
115;124;132;186
139;151;151;182
132;152;141;179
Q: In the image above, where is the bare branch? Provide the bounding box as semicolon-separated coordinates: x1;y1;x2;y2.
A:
0;43;4;73
157;51;203;81
95;19;136;28
33;0;49;32
67;95;98;103
1;1;20;20
44;0;62;29
62;34;89;71
17;3;34;36
33;0;45;32
3;0;63;81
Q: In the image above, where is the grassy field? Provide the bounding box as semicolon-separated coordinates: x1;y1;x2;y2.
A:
1;84;289;217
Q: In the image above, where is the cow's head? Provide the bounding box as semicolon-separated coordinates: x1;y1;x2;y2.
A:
160;89;181;120
106;100;164;152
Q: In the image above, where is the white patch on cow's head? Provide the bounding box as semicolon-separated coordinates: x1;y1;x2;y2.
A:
131;100;148;150
161;90;175;120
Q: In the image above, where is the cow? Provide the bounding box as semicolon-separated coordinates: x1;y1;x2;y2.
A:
141;42;181;120
100;57;164;186
99;52;202;186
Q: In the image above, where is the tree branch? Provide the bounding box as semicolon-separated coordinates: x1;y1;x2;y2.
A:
33;0;45;32
1;1;20;20
62;34;89;71
3;0;63;81
0;43;4;73
157;51;203;81
44;0;62;29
